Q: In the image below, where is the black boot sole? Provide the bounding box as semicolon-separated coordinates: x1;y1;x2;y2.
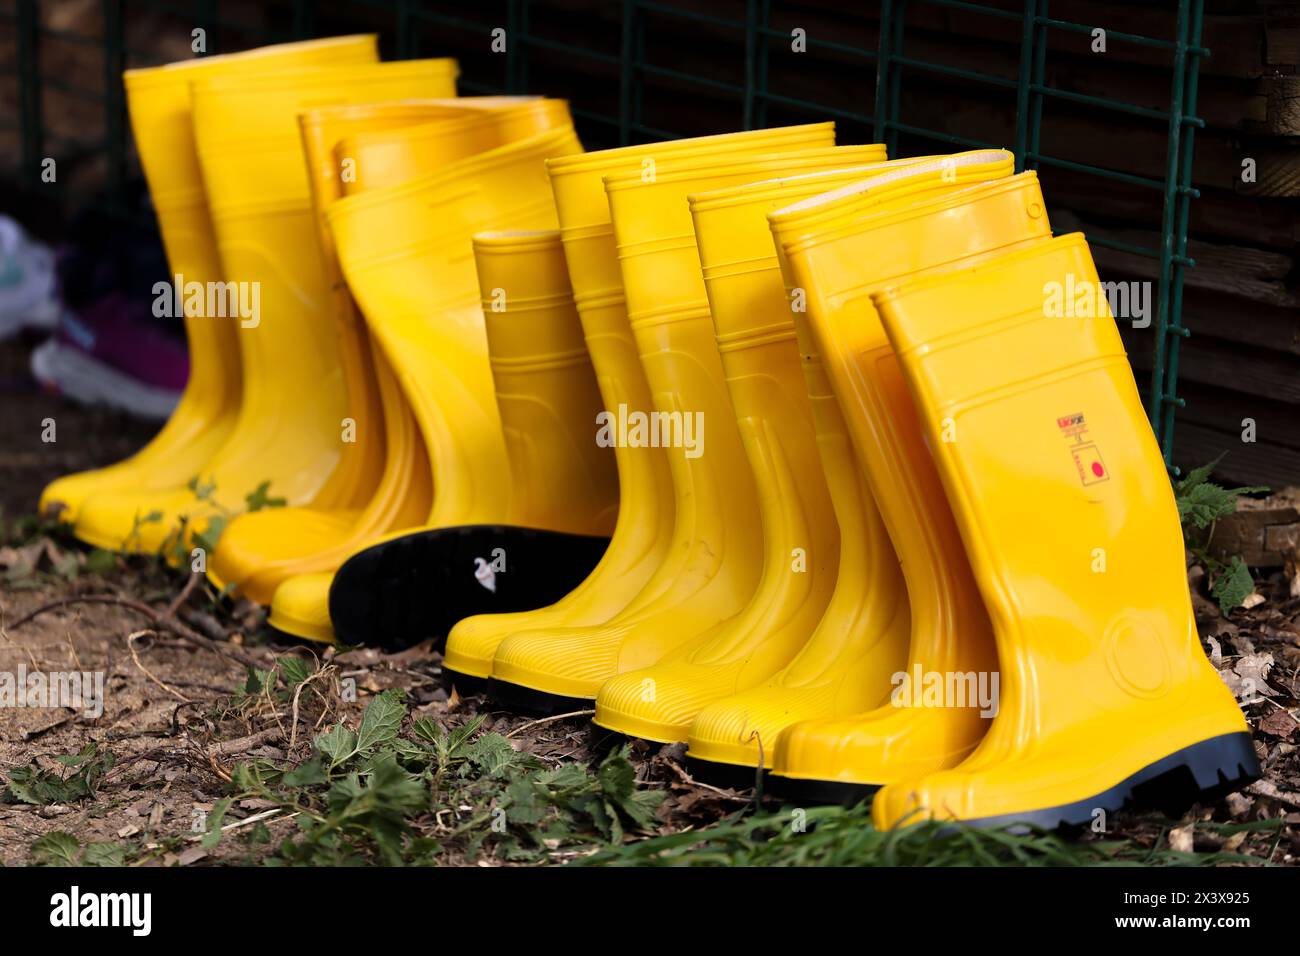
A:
328;524;608;650
486;676;594;716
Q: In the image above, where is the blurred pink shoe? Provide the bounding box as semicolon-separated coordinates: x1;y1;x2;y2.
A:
31;291;188;420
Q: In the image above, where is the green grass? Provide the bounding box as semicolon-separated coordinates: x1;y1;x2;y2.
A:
11;678;1281;866
584;804;1279;866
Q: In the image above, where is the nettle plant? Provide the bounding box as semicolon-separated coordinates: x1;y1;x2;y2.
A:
1174;457;1267;614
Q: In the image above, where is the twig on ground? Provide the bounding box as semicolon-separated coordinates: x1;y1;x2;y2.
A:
64;630;84;672
659;756;753;802
100;746;171;783
165;570;202;619
170;699;208;736
184;806;298;843
179;608;231;643
126;629;192;703
158;678;236;694
9;594;156;630
504;709;596;739
287;666;333;756
207;727;282;758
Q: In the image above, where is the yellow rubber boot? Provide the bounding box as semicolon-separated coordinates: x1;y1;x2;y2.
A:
442;229;626;687
473;229;618;540
490;136;894;714
596;159;921;777
358;125;846;666
210;100;573;608
338;98;574;193
765;155;1052;802
869;234;1257;829
39;36;378;526
72;57;458;557
291;125;615;648
592;158;923;745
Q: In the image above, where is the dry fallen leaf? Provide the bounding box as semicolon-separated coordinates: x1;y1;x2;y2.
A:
1224;791;1254;818
1249;778;1300;809
1235;652;1277;698
1205;635;1223;667
176;846;208;867
1218;669;1244;697
1260;708;1299;740
1168;824;1195;853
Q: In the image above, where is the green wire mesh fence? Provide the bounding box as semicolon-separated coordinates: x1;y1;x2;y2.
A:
0;0;1206;467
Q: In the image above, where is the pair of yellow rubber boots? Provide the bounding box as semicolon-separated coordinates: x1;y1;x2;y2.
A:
41;35;391;537
303;106;619;647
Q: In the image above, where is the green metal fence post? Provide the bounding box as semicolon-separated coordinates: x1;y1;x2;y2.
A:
292;0;314;40
195;0;217;53
873;0;894;146
1149;0;1191;462
754;0;771;129
394;0;415;59
885;0;906;156
507;0;524;93
16;0;43;189
1013;0;1034;171
102;0;127;212
743;0;758;130
618;0;637;145
1159;0;1206;469
1026;0;1048;169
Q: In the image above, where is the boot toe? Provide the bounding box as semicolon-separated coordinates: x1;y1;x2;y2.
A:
269;572;337;644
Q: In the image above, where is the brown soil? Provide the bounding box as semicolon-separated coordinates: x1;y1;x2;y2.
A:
0;338;159;517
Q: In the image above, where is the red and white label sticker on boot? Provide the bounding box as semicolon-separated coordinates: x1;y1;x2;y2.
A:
1070;442;1109;486
1057;413;1109;486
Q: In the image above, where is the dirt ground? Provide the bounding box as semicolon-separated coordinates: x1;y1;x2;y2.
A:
0;569;747;866
0;337;161;516
4;573;1296;866
1;336;1299;866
